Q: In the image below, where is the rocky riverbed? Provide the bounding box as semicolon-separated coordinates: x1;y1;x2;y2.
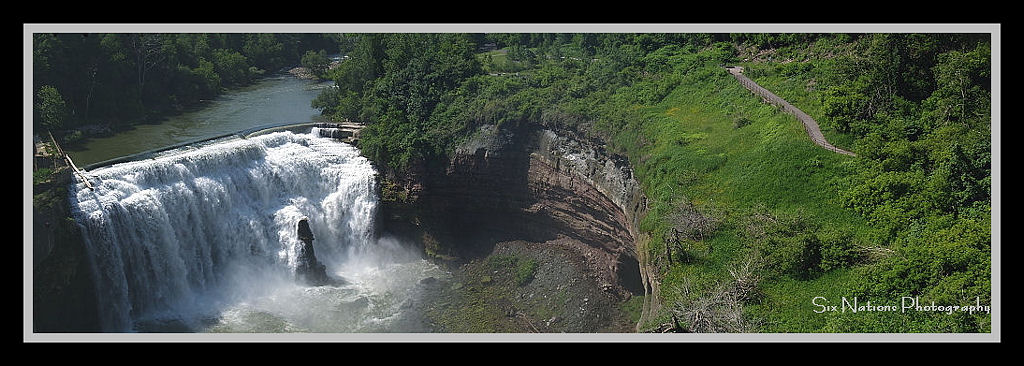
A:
417;237;638;332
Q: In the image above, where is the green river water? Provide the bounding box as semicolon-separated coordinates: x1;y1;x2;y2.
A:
65;73;330;167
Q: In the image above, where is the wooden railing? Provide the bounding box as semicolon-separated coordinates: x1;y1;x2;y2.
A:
726;67;856;157
47;131;94;190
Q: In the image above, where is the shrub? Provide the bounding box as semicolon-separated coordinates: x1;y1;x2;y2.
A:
765;233;822;280
515;259;539;286
34;85;67;131
486;255;539;286
733;115;753;129
62;130;83;145
301;49;331;79
818;228;858;271
33;168;54;185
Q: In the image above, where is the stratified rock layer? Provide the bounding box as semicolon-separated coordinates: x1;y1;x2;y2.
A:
381;124;649;303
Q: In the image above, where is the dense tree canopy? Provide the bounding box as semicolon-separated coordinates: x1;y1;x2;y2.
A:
32;33;339;137
314;33;484;170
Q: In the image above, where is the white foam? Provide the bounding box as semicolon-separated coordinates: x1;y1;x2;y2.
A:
70;130;394;332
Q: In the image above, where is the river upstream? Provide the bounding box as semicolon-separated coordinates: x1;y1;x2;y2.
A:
66;74;446;333
67;74;328;167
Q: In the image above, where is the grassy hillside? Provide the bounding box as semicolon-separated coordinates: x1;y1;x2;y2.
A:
617;40;990;332
313;33;992;333
608;61;883;332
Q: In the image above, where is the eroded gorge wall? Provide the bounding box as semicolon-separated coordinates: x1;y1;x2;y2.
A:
379;123;654;306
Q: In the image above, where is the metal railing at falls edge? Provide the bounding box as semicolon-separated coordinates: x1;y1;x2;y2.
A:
78;122;325;172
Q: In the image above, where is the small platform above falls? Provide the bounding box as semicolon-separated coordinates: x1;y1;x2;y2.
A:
314;122;364;144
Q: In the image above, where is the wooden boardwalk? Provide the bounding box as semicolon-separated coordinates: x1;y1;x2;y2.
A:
725;66;856;157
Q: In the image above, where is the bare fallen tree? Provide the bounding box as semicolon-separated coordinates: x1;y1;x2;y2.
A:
664;201;721;265
671;254;765;333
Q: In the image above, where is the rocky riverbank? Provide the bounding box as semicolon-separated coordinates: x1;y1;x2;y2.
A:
287;59;342;81
32;166;101;332
418;238;638;332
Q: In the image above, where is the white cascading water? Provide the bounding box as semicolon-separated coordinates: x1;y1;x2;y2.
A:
70;130;442;332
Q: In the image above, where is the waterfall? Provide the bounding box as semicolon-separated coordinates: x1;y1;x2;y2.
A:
69;130;384;332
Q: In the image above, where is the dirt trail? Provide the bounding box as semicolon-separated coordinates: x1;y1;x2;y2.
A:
725;66;856;157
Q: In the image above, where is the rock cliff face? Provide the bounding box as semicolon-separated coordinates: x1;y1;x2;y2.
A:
379;123;654;322
32;168;101;332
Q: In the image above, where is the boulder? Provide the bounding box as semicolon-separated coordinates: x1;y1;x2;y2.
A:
295;218;330;286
